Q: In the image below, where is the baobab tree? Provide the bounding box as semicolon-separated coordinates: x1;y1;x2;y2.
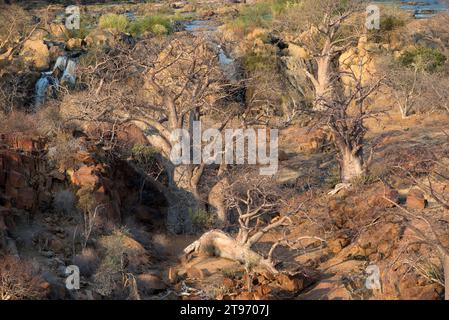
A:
62;35;236;233
279;0;364;111
278;0;383;183
184;172;325;274
186;174;293;273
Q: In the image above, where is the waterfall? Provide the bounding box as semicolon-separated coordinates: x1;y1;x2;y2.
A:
34;75;51;109
53;56;68;73
183;20;239;81
61;59;77;87
33;56;77;109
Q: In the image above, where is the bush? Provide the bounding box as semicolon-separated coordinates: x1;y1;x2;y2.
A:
381;15;405;32
99;14;129;32
151;24;168;36
37;105;65;136
127;14;173;36
0;5;31;50
399;46;447;72
93;230;144;298
244;51;277;72
47;132;81;170
131;144;158;165
0;111;37;134
230;2;273;34
367;6;409;43
0;255;47;300
189;208;213;231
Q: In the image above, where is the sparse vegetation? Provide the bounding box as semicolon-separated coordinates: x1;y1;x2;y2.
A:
0;256;46;300
1;0;449;302
399;46;447;72
99;13;129;33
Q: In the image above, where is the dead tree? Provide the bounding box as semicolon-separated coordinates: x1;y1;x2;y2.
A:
184;175;300;274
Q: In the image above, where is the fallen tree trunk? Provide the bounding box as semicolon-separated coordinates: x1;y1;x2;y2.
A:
183;229;278;274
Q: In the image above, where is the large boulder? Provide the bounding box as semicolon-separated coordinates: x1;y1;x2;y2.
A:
49;23;68;39
20;39;50;71
66;38;84;51
84;29;115;48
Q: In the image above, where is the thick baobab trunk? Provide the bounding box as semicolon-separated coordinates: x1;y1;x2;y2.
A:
165;163;203;234
184;230;278;274
340;147;365;183
312;47;334;112
208;178;230;227
314;60;331;111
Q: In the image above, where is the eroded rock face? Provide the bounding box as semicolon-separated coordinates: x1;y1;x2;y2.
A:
339;36;377;90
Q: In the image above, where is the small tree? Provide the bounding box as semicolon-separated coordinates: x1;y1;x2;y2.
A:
386;47;447;118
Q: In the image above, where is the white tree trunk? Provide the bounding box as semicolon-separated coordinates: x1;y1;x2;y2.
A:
208;178;229;227
165;164;201;234
340;147;365;183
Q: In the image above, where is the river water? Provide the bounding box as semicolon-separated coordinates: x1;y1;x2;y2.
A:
184;19;239;81
374;0;449;18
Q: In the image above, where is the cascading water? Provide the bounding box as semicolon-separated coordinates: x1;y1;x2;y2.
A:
183;20;239;81
34;74;54;110
33;55;77;109
61;59;77;87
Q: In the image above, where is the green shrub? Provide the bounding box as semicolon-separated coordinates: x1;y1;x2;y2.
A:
127;14;173;36
367;7;409;43
399;46;447;72
381;15;405;31
99;13;129;32
230;2;273;34
131;145;158;166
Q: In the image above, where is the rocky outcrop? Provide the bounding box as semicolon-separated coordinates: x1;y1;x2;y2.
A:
0;128;167;254
406;188;427;210
339;35;377;90
20;39;50;71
